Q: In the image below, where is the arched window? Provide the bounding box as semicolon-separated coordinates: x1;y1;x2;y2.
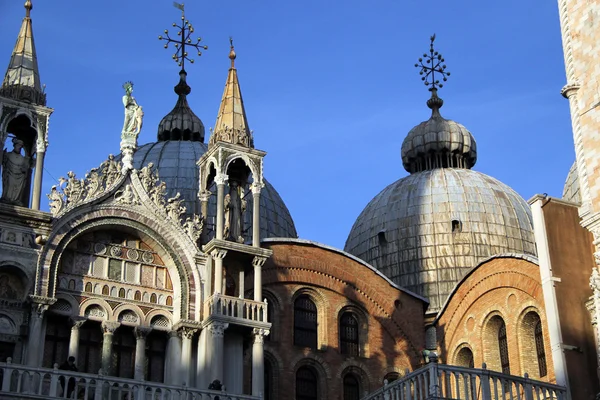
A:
150;293;157;304
166;296;173;306
456;347;474;368
85;282;93;292
343;373;360;400
340;312;359;356
134;290;141;301
498;321;510;374
294;295;317;349
296;366;318;400
535;320;547;377
102;285;109;296
118;288;126;298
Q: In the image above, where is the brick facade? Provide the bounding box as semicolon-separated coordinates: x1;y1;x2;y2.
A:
435;256;556;383
245;239;427;400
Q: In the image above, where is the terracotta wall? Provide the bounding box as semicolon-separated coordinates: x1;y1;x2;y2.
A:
245;240;426;400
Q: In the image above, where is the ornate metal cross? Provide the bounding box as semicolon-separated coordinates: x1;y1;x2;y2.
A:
158;2;208;70
415;34;450;90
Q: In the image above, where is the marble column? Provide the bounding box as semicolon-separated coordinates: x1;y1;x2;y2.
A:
252;328;269;397
134;327;152;381
31;150;45;210
181;328;197;386
209;322;228;384
26;303;48;367
252;256;266;303
238;269;245;299
165;330;182;385
101;321;120;375
199;190;211;243
211;249;227;295
215;173;228;240
251;183;263;247
68;317;86;360
196;329;208;390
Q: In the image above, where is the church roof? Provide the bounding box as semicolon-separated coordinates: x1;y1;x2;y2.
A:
0;0;46;106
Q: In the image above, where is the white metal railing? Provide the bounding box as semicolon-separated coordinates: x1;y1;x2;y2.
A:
362;358;567;400
204;294;267;324
0;358;261;400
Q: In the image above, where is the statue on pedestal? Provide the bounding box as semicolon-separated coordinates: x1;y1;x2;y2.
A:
1;138;30;206
120;82;144;171
224;181;246;243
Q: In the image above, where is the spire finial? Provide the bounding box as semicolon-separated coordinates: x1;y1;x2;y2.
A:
229;36;236;68
415;34;451;112
158;2;208;72
24;0;32;17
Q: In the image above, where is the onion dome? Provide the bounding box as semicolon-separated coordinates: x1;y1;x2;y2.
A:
345;35;535;313
157;69;205;142
401;89;477;173
562;162;581;204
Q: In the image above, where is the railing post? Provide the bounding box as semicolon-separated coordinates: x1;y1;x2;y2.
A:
1;358;12;392
479;363;492;400
523;373;534;400
94;369;105;400
48;363;59;396
427;353;440;399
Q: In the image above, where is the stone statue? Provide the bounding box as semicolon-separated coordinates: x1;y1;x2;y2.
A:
121;82;143;138
60;171;86;205
166;193;186;222
102;154;121;187
225;181;245;243
184;214;204;242
1;138;30;206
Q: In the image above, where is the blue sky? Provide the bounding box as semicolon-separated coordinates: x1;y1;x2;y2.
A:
0;1;573;250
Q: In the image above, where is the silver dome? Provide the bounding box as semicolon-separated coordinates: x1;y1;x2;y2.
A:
344;168;537;312
562;162;581;204
132;140;298;240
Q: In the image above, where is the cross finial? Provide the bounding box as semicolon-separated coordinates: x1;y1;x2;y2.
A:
415;34;451;91
158;3;208;70
229;36;236;68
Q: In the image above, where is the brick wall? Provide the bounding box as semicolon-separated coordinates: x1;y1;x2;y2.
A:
245;240;427;400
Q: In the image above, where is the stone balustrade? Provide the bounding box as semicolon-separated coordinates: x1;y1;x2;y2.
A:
0;358;260;400
204;293;267;324
362;359;567;400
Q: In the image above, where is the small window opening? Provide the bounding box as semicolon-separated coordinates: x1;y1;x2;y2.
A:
451;220;462;233
377;231;387;245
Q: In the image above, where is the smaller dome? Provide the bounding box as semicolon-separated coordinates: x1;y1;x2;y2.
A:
563;162;581;204
157;70;205;142
401;90;477;173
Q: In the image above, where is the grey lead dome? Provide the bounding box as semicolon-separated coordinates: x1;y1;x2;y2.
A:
345;91;536;313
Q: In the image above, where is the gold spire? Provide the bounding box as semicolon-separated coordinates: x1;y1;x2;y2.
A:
0;0;45;105
209;39;253;148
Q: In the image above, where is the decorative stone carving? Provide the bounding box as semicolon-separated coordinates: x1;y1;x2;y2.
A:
209;125;254;148
70;317;87;330
209;322;228;337
199;189;211;202
134;326;152;339
35;114;48;153
101;321;120;334
183;214;204;242
251;182;264;195
47;155;123;216
1;138;30;206
114;184;139;205
166;193;186;222
180;327;197;340
120;82;144;171
214;173;228;186
210;248;228;260
252;256;266;269
252;328;269;344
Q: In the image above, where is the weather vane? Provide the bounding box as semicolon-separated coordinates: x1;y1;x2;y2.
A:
158;2;208;70
415;34;450;91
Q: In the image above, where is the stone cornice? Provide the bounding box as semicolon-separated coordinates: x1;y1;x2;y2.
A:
203;238;272;259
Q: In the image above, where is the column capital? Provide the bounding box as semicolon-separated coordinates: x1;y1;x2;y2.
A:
210;248;228;260
179;327;198;340
29;295;56;317
209;322;229;338
251;182;264;195
252;256;267;269
199;189;212;202
214;173;229;186
101;321;120;334
561;81;581;99
134;326;152;339
168;329;181;339
252;328;270;344
70;317;87;330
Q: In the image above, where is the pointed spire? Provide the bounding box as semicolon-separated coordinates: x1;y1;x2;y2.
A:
0;0;46;105
209;38;253;148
